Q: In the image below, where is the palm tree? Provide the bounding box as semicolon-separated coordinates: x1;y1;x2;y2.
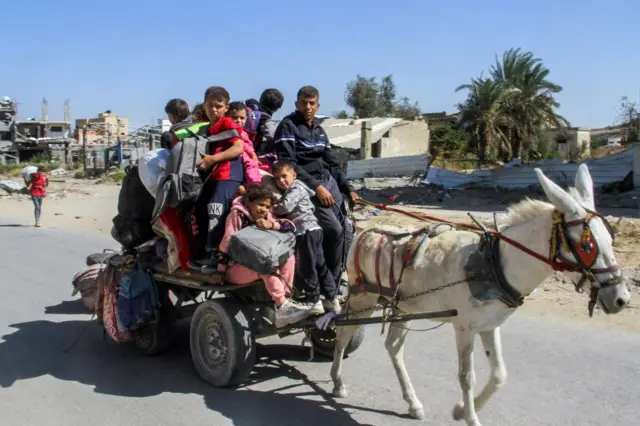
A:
490;48;569;158
456;48;569;161
455;77;510;161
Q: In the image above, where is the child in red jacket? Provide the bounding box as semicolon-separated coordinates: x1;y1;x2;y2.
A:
28;166;49;227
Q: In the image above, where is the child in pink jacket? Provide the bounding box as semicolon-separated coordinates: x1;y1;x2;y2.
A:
226;102;262;185
217;183;310;327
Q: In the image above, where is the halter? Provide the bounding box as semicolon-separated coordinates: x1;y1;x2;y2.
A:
547;208;622;316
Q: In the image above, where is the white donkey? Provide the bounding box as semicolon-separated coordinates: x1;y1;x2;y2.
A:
331;164;630;426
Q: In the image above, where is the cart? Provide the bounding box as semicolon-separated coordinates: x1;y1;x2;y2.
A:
102;254;366;388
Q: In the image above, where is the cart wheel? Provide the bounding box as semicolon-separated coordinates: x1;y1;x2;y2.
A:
308;325;366;359
190;299;256;388
134;322;171;356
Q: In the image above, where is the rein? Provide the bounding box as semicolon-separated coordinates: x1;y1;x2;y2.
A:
356;198;622;316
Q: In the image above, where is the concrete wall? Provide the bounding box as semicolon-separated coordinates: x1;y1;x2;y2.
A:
377;120;430;157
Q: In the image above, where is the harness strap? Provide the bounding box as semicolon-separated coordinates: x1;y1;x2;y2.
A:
374;235;386;296
389;243;398;293
353;230;371;294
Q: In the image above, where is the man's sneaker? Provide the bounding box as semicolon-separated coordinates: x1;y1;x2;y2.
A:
35;221;41;228
322;297;341;313
275;299;311;328
200;253;219;275
307;299;325;316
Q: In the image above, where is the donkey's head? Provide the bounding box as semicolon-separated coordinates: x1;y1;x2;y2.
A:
534;164;630;315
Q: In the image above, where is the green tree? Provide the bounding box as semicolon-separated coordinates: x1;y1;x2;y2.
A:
617;96;639;143
395;96;421;120
490;48;568;159
376;74;396;116
333;110;350;119
345;75;379;118
456;78;510;161
429;123;471;158
456;48;568;162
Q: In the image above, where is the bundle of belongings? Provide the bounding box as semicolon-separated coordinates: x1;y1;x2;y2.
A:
109;129;284;276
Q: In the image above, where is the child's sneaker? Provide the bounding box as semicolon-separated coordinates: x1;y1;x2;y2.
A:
307;299;325;315
322;297;341;313
275;299;311;328
200;252;219;275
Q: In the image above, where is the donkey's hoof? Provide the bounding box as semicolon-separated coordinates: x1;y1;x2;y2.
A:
332;385;348;398
409;407;425;420
452;402;465;421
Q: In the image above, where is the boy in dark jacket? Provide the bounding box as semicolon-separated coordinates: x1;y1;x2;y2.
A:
274;85;359;289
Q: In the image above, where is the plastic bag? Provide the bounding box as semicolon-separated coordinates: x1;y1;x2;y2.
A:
138;148;170;198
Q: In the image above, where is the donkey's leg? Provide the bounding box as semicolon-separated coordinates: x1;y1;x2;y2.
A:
331;323;359;398
473;327;507;412
452;326;481;426
331;295;377;398
385;321;424;420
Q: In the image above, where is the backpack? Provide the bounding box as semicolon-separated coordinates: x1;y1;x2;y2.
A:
116;263;159;331
111;165;156;249
243;104;263;142
228;225;296;275
151;128;240;223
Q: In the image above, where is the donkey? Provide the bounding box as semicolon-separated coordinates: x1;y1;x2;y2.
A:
330;164;630;426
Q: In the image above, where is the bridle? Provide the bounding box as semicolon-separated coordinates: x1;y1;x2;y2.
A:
547;208;622;316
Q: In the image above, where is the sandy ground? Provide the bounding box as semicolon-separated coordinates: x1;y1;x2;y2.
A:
2;176;639;333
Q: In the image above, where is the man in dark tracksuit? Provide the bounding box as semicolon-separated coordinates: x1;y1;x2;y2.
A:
274;85;360;288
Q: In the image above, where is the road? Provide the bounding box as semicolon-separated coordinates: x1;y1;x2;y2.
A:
0;221;639;426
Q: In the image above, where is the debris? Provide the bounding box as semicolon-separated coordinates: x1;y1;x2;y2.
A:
75;216;83;219
0;180;24;193
49;168;68;177
55;213;63;216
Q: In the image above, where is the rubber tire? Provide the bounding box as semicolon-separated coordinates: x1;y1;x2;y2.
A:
190;299;256;388
308;325;366;359
134;322;171;356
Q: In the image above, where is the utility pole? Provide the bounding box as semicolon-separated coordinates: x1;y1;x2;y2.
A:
82;126;88;176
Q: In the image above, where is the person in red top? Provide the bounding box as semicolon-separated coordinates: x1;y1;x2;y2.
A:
28;166;49;227
195;86;246;274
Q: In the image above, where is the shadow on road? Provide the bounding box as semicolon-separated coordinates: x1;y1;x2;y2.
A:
0;224;25;228
45;299;92;315
0;319;387;425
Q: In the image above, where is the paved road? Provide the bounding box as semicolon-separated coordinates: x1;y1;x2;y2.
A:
0;222;639;426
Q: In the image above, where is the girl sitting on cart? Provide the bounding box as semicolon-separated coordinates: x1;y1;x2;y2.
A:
216;183;311;327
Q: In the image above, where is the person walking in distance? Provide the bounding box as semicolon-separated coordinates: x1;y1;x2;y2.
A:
28;166;49;227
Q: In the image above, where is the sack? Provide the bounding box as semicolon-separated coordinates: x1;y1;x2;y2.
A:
151;129;239;222
138;148;170;198
21;166;38;183
228;225;296;274
116;263;159;331
111;165;156;249
72;263;105;311
98;262;132;343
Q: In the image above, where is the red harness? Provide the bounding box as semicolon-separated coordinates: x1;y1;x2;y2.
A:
352;229;428;298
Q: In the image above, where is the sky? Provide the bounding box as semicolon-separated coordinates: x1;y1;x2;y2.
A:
2;0;639;129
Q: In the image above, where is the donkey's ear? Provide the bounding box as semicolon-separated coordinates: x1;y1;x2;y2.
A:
574;163;595;210
534;168;583;215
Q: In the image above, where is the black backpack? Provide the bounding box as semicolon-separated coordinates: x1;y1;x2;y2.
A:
112;165;156;249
